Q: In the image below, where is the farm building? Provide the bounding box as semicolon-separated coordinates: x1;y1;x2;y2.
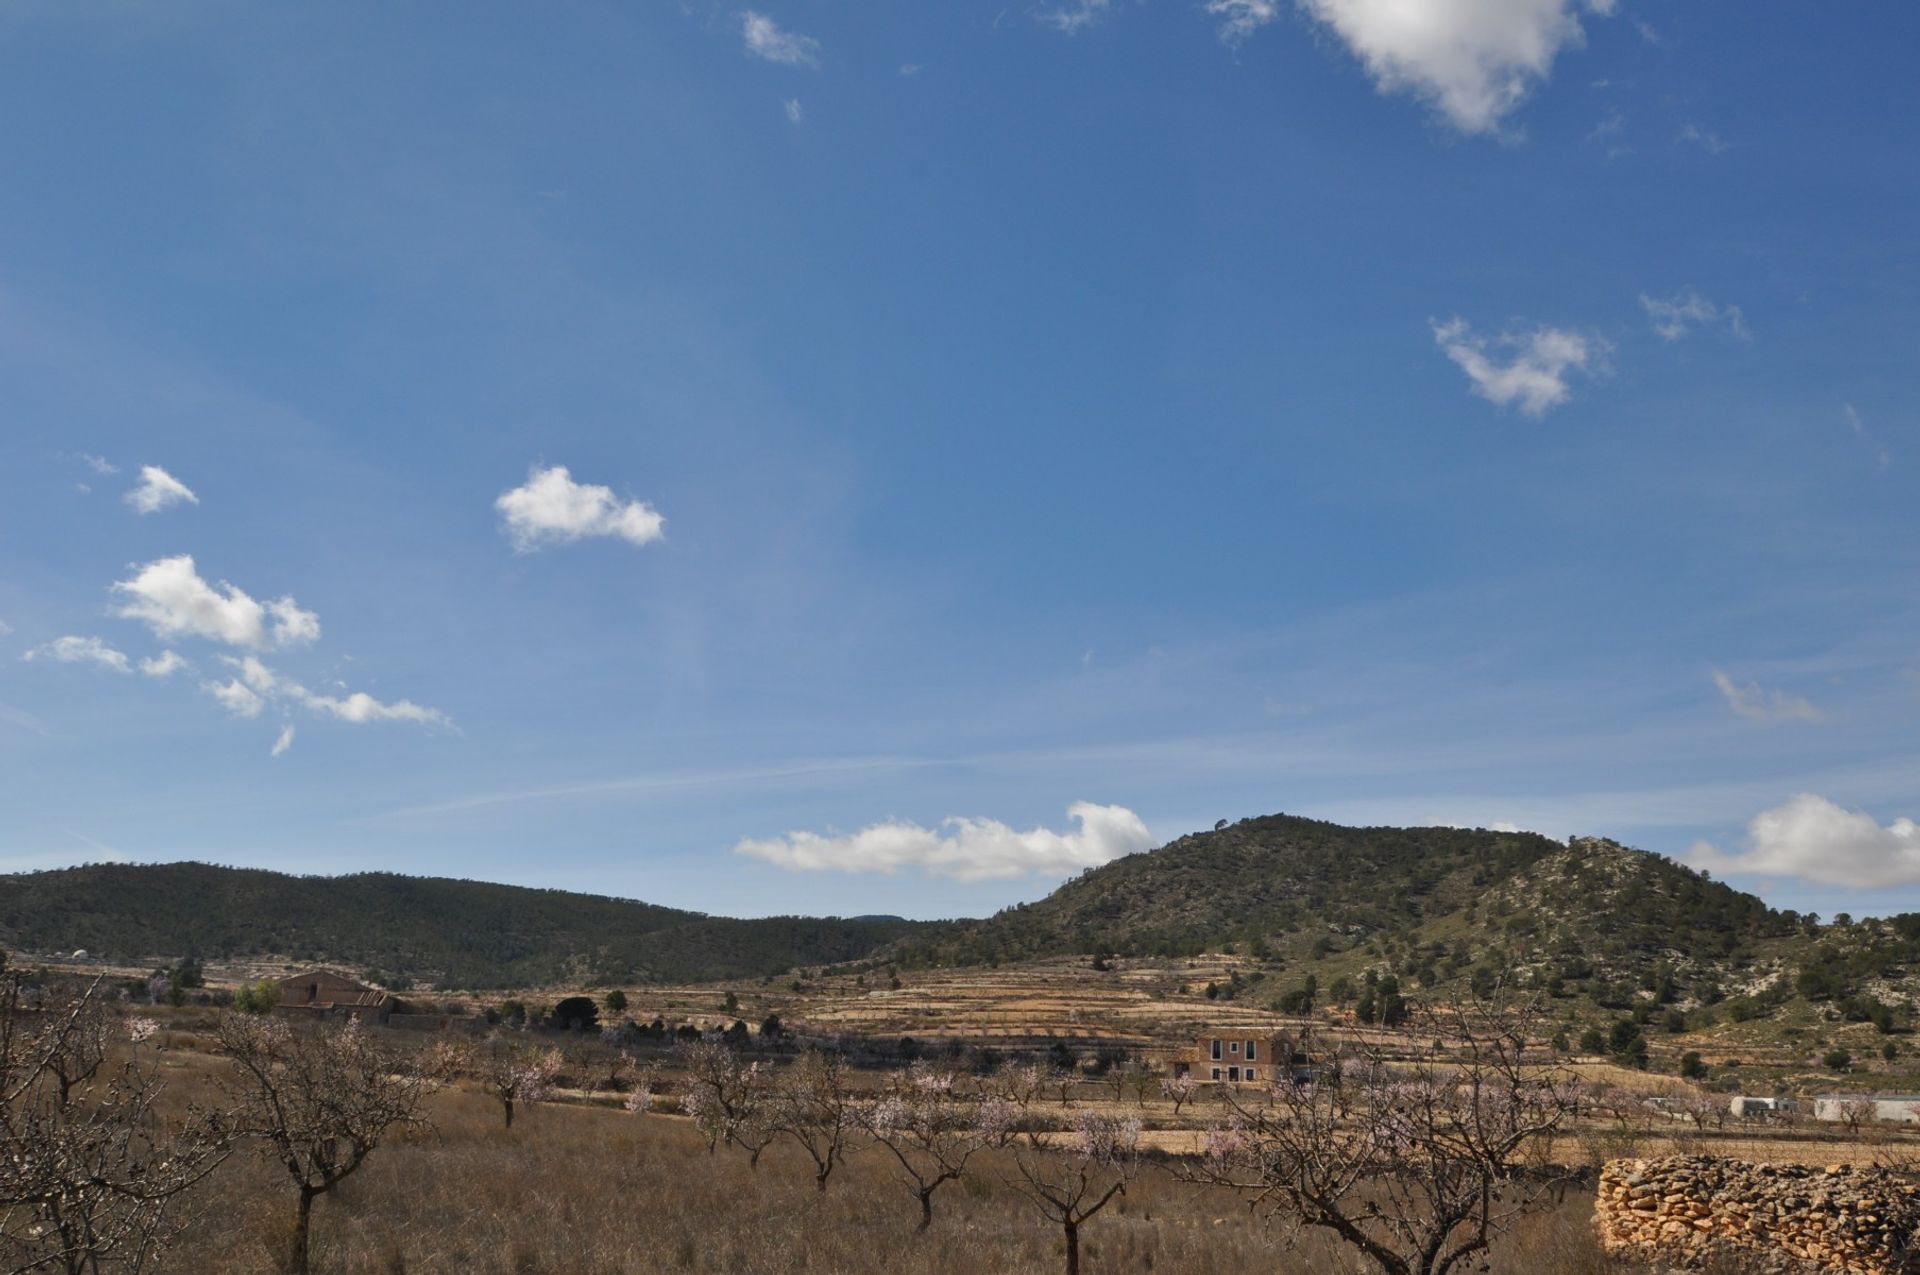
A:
274;970;393;1025
1178;1032;1302;1085
1813;1094;1920;1125
1728;1096;1798;1118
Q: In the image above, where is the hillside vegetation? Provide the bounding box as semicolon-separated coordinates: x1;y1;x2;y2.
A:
0;862;939;988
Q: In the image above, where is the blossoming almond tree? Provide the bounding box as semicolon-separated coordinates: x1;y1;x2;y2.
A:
768;1050;857;1192
1001;1109;1140;1275
217;1015;435;1275
862;1063;993;1230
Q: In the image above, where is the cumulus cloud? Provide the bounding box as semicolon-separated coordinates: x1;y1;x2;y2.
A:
495;464;665;552
138;650;189;679
1432;317;1608;415
1206;0;1279;45
111;556;319;650
1298;0;1613;133
1712;670;1822;724
735;801;1154;883
271;724;295;757
1690;795;1920;888
207;654;448;729
1641;289;1749;342
123;465;199;515
1038;0;1112;33
742;11;821;66
23;635;132;674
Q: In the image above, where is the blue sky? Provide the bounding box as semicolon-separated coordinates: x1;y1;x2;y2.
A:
3;1;1918;921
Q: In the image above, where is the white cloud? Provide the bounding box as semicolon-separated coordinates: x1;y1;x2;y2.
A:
784;98;804;124
1432;317;1608;415
1206;0;1279;45
271;724;295;757
138;650;189;679
742;11;821;66
23;635;132;674
1641;289;1749;342
209;654;449;729
495;464;665;552
1039;0;1112;34
1298;0;1614;133
0;619;11;637
735;800;1154;882
78;453;119;476
111;555;320;650
899;63;922;77
122;465;199;514
1711;670;1822;724
1690;794;1920;888
203;677;264;717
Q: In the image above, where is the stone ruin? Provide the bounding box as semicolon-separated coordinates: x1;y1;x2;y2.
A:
1597;1156;1920;1273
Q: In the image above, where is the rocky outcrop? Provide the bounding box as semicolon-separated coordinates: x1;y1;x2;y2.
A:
1597;1156;1920;1273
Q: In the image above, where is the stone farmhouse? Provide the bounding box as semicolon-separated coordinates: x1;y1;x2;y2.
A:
1178;1032;1301;1085
273;970;394;1025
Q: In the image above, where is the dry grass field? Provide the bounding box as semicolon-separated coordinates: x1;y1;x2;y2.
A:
157;1086;1641;1275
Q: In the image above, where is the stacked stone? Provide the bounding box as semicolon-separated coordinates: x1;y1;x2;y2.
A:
1596;1156;1920;1274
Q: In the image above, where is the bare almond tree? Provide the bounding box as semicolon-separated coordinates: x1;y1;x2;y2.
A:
1000;1109;1141;1275
862;1063;993;1230
2;975;228;1275
1191;995;1578;1275
217;1014;436;1275
768;1050;857;1192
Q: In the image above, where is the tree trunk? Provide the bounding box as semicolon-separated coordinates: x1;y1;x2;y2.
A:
918;1187;935;1231
1064;1220;1079;1275
503;1096;514;1129
288;1186;316;1275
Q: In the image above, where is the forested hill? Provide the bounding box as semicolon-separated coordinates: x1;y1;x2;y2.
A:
0;861;940;989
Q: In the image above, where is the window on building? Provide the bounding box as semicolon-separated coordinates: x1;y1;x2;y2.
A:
1247;1068;1258;1081
1211;1067;1221;1081
1211;1040;1221;1060
1230;1040;1240;1055
1246;1040;1257;1061
1228;1066;1240;1081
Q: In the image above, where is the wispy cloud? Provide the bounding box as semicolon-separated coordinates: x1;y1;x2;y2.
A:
1711;670;1822;724
271;724;295;757
1432;317;1609;415
138;649;189;679
1205;0;1279;45
202;654;448;729
123;464;199;514
495;464;665;553
1038;0;1113;34
23;635;132;674
1845;403;1892;471
736;801;1154;882
784;98;804;124
1691;794;1920;888
1297;0;1616;134
1676;121;1727;153
741;11;821;66
78;453;118;476
1641;288;1749;341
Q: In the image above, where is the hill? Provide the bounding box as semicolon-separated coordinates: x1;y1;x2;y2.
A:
0;862;942;989
895;813;1920;1035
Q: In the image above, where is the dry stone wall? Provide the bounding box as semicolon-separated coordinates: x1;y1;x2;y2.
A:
1597;1156;1920;1273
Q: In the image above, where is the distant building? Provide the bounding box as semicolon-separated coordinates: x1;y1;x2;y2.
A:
1179;1032;1303;1085
1729;1096;1798;1118
1813;1094;1920;1125
274;970;393;1025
